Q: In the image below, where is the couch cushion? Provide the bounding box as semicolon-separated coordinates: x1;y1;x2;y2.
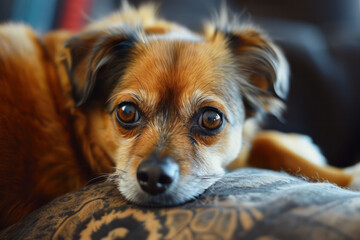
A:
2;168;360;239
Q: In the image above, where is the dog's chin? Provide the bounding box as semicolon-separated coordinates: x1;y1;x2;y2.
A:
116;175;220;207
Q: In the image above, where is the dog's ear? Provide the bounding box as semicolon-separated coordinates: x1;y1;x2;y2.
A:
63;31;136;107
206;18;289;118
231;29;289;118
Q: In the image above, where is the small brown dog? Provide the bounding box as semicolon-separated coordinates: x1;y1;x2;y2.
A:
1;2;359;229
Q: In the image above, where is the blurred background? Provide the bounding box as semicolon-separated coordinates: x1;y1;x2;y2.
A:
0;0;359;167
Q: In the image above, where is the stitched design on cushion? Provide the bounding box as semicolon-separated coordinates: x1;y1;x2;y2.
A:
74;208;162;239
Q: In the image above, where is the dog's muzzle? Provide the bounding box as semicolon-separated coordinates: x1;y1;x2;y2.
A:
136;154;179;195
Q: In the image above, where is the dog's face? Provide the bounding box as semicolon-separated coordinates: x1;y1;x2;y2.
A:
64;10;288;206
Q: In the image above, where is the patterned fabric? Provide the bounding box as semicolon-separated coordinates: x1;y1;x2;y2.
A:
2;168;360;240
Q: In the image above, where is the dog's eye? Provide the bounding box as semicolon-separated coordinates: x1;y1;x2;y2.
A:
116;102;140;127
200;109;222;130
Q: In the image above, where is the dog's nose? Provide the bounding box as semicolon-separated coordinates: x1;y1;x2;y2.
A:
136;155;179;195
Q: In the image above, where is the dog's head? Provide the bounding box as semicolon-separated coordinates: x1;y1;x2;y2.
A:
63;5;289;206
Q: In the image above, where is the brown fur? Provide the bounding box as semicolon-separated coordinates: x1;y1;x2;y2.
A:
0;25;91;228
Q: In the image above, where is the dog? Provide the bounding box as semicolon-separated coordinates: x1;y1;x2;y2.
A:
1;2;359;229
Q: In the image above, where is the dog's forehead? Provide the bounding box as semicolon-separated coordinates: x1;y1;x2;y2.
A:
116;40;231;110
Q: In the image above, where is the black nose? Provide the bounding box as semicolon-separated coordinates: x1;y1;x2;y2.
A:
136;154;179;195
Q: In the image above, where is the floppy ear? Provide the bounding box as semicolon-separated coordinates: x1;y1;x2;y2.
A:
230;28;289;118
63;31;136;107
206;18;289;118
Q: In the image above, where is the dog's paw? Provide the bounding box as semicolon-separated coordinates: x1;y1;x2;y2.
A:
282;134;327;166
258;131;328;166
345;162;360;190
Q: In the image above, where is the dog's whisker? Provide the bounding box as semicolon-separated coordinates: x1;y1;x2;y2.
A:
87;168;128;185
106;172;126;182
111;167;128;173
87;173;112;185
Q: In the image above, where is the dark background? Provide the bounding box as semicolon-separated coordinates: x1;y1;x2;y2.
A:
1;0;359;167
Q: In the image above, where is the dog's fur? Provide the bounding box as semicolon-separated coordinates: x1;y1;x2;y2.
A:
0;3;358;229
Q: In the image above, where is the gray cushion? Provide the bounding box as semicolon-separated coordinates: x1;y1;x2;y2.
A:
2;168;360;239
